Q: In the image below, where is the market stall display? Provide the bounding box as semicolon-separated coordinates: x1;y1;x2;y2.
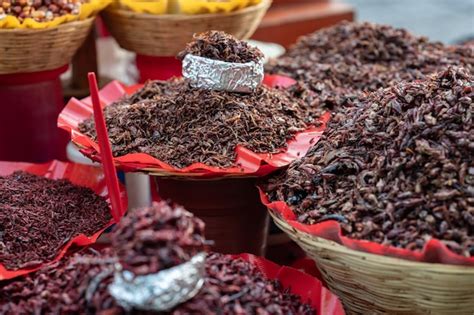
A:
2;0;474;312
260;67;474;314
0;201;344;315
0;160;127;280
58;32;328;255
0;0;110;162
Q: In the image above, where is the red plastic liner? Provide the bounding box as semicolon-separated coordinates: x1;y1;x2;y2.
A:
0;160;128;280
236;253;345;315
291;257;325;284
58;75;329;177
259;189;474;266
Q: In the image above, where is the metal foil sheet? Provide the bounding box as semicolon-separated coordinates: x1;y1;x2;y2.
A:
182;54;264;93
108;253;206;312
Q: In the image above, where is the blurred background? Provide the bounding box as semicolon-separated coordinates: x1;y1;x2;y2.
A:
347;0;474;43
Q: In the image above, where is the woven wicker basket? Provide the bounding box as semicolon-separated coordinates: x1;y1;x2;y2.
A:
0;17;95;74
102;0;271;56
269;211;474;315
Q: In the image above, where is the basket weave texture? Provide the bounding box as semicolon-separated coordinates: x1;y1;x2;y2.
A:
269;211;474;315
102;0;271;56
0;17;95;75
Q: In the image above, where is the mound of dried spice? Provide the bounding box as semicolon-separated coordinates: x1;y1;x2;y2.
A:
264;67;474;257
112;201;207;276
177;30;264;63
171;253;315;315
78;79;320;168
0;249;118;315
267;21;474;114
0;171;111;270
0;0;84;23
112;203;314;314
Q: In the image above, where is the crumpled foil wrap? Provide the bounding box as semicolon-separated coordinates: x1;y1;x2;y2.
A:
108;253;206;312
182;54;264;93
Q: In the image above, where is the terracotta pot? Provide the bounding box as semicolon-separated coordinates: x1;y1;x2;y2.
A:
155;176;269;256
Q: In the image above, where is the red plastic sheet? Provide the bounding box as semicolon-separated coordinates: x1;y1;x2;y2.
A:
0;160;128;280
259;189;474;266
58;75;329;177
236;253;345;315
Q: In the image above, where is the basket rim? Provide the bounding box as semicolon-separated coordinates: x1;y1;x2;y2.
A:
105;0;272;20
0;16;95;34
269;210;474;272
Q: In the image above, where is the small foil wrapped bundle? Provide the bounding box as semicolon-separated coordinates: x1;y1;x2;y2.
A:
179;30;264;93
182;54;264;93
109;253;206;312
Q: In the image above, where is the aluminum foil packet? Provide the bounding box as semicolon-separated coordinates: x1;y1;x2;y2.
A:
108;253;206;312
182;54;264;93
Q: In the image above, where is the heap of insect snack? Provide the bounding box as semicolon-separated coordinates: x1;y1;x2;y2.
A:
261;67;474;314
0;160;122;281
267;21;473;117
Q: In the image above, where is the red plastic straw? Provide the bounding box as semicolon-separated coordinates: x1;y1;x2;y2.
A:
88;72;123;222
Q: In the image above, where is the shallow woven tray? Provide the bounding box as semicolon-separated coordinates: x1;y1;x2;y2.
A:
269;211;474;315
102;0;271;56
0;18;95;74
